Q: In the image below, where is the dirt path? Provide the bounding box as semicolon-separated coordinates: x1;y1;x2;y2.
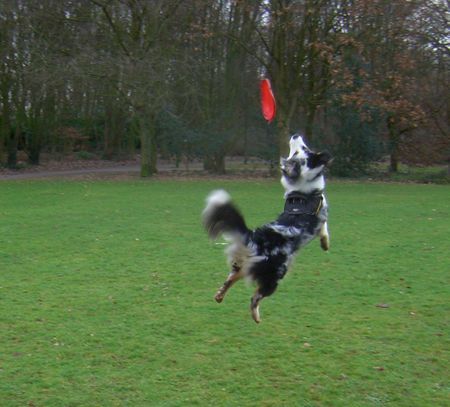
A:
0;165;141;180
0;160;212;181
0;156;273;181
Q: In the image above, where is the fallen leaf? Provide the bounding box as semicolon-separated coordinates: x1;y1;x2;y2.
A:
376;303;390;308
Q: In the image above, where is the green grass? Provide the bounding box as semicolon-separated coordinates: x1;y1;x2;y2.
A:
367;163;450;184
0;179;449;406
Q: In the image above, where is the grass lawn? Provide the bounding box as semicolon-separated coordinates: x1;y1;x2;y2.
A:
367;163;450;185
0;179;448;406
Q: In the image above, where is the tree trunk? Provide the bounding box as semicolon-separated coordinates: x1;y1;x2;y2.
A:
390;148;399;173
0;128;4;165
277;112;290;157
104;104;114;159
387;117;400;173
213;154;225;174
204;153;226;174
28;115;42;165
138;112;157;177
0;80;11;165
7;126;18;169
28;143;41;165
305;105;317;142
104;100;125;159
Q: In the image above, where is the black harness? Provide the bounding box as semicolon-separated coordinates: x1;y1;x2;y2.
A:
284;191;324;216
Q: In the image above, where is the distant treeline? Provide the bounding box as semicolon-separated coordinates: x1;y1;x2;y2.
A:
0;0;448;176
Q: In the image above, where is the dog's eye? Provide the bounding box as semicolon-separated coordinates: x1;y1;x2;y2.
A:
299;159;306;166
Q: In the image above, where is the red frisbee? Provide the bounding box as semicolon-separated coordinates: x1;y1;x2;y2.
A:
260;78;276;123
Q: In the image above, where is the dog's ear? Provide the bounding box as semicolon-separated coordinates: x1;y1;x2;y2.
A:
318;151;333;167
308;151;333;168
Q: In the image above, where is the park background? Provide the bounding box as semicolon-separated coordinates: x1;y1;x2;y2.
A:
0;0;449;179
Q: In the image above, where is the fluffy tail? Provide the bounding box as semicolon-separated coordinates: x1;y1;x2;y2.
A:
202;190;249;240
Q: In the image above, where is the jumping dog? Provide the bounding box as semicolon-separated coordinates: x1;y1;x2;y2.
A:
202;134;332;323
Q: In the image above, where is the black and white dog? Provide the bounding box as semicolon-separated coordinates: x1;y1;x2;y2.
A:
202;134;332;323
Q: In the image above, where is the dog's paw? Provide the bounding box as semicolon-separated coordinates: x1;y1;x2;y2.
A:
214;292;224;303
251;305;261;323
320;236;330;251
251;311;261;323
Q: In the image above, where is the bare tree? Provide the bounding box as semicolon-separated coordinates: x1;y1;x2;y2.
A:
88;0;185;176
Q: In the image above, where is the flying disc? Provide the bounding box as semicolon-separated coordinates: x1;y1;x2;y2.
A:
260;78;276;123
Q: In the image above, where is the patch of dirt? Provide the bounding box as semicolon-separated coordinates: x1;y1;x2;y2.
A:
0;153;138;175
0;154;273;181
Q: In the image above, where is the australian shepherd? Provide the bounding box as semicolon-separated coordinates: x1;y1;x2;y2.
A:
202;134;332;323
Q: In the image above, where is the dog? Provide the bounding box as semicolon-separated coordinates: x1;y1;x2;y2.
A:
202;134;332;323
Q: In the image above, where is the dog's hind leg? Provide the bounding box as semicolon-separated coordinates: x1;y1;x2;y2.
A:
319;222;330;251
250;283;278;324
214;263;242;303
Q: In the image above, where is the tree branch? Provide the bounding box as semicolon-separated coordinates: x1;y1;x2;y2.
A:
225;32;270;74
89;0;133;59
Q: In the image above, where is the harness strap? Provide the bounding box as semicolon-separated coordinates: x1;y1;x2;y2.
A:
284;191;323;216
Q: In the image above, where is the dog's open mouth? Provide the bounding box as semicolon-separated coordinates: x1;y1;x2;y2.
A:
281;159;301;181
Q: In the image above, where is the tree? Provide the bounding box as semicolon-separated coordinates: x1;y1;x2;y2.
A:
87;0;187;176
331;0;428;172
174;0;261;173
1;0;447;174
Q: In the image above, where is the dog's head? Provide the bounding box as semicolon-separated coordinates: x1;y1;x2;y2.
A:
281;134;332;192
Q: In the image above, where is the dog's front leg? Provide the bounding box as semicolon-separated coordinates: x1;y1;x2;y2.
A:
250;290;264;323
319;222;330;251
214;263;242;303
